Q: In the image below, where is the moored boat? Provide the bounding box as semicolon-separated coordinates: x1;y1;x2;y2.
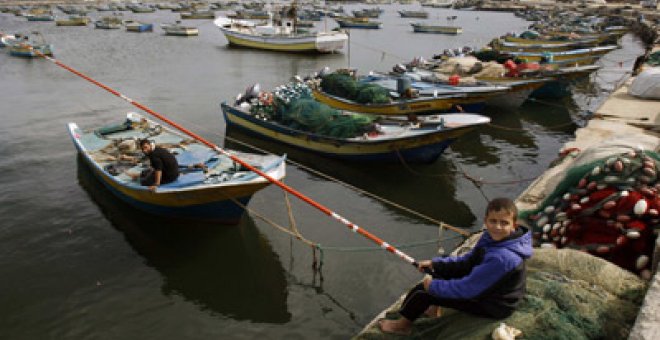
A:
5;32;53;57
161;21;199;36
214;14;347;53
335;18;382;29
411;23;462;35
222;82;490;163
55;15;90;26
95;16;123;29
180;10;216;19
397;10;429;18
125;20;153;32
505;45;617;63
67;112;286;223
312;71;502;115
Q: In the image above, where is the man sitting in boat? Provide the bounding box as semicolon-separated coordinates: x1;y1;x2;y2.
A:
122;139;180;191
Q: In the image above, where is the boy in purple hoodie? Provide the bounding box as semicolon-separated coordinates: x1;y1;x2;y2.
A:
379;198;533;335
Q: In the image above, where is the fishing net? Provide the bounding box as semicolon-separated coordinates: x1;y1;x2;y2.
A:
356;248;646;340
320;73;391;104
519;149;660;277
646;51;660;67
280;98;376;139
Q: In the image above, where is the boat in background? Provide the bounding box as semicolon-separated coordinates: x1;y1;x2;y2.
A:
95;16;123;29
125;20;153;32
335;17;382;29
67;112;286;223
398;10;429;18
411;23;462;35
161;21;199;36
222;82;490;163
214;5;347;53
4;32;53;57
180;9;216;19
55;15;90;26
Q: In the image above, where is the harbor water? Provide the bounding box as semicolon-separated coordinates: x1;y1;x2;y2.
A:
0;4;645;339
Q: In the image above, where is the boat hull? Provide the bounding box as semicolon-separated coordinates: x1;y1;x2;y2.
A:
222;104;480;163
411;24;461;35
67;119;285;223
9;44;53;57
312;89;489;115
220;28;346;53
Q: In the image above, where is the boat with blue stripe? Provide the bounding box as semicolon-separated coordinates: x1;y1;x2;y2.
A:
68;112;286;223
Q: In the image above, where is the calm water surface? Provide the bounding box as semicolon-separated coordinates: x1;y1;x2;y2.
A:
0;4;644;339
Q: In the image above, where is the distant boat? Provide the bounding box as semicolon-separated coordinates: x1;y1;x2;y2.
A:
125;20;153;32
397;10;429;18
95;16;123;29
161;21;199;36
26;13;55;21
180;10;216;20
335;18;382;29
421;0;455;8
411;22;462;35
4;32;53;57
222;83;490;163
67;112;286;223
127;4;156;13
55;15;90;26
214;10;347;53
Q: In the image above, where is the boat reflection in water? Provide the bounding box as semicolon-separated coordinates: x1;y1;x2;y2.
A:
77;157;291;323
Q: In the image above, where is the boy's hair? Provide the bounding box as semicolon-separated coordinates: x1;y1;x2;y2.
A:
485;198;518;220
139;139;151;148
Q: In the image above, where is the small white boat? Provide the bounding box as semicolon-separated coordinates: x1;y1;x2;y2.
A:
214;12;347;53
161;21;199;36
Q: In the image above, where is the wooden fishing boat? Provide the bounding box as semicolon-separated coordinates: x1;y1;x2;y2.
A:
180;10;216;19
411;23;462;35
128;4;156;13
161;22;199;36
492;38;600;53
503;35;601;45
5;33;53;57
397;10;429;18
67;112;286;223
312;87;497;116
55;15;90;26
214;17;347;53
95;16;123;29
221;93;489;163
125;20;153;32
26;13;55;21
505;45;617;63
360;73;510;98
335;18;381;29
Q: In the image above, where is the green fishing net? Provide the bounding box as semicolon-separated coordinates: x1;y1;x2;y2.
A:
355;249;646;340
320;73;391;104
280;98;376;139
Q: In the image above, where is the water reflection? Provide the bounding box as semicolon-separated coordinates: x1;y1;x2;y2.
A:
225;130;475;227
76;157;291;323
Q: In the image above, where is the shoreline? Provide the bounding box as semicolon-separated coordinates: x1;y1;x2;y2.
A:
355;9;659;340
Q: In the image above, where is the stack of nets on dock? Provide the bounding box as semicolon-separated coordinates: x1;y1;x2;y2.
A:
357;248;647;340
249;82;378;139
521;148;660;279
319;73;391;104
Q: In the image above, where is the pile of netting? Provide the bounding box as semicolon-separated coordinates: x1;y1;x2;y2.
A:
357;248;647;340
246;82;378;139
319;72;391;104
521;149;660;278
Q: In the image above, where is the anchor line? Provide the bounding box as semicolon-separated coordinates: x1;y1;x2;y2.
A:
19;39;427;270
